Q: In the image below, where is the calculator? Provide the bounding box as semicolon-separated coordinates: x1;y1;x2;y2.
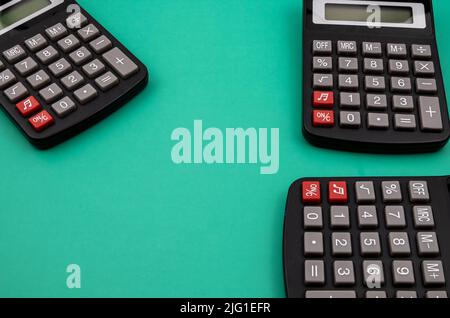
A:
0;0;148;149
303;0;450;153
283;175;450;298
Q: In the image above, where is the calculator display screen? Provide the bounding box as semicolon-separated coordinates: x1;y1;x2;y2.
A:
0;0;64;36
325;4;413;24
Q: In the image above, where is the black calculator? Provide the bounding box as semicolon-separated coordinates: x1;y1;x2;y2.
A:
303;0;450;153
0;0;148;149
283;175;450;298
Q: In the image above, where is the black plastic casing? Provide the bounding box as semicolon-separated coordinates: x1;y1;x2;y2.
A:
303;0;450;153
0;0;149;149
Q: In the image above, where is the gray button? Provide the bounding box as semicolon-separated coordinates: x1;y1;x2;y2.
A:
394;114;416;131
419;96;443;132
95;71;119;92
385;206;406;229
313;73;333;89
340;111;361;128
422;261;445;286
82;59;106;78
392;95;414;112
392;260;415;286
89;35;113;54
387;43;407;58
340;92;360;109
305;291;356;298
362;42;382;57
334;261;355;286
413;206;435;229
14;57;38;76
389;232;411;256
39;83;63;103
27;70;50;90
3;45;26;63
51;97;77;118
57;34;81;53
0;69;17;89
339;75;359;90
332;232;352;256
45;23;68;40
358;206;378;229
365;76;385;91
426;291;448;298
396;291;417;298
355;182;375;203
66;12;88;29
330;206;350;229
78;24;100;42
412;44;432;59
360;232;381;256
25;34;48;52
366;291;387;298
303;206;323;230
389;60;409;75
409;181;430;203
366;94;387;111
364;58;384;74
312;40;332;55
338;57;358;72
74;84;98;104
3;82;28;103
363;261;384;287
36;46;60;64
304;232;323;256
417;232;440;256
337;41;357;55
0;60;4;71
391;77;412;93
416;78;437;93
313;56;332;71
414;61;435;76
103;48;139;79
381;181;402;203
367;113;389;130
61;71;85;90
304;260;325;286
69;47;93;66
49;58;73;77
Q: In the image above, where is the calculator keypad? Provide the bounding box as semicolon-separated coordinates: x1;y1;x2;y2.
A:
285;177;450;298
0;11;141;135
310;40;445;134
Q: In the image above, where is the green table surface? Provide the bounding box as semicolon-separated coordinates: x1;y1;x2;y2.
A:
1;0;450;297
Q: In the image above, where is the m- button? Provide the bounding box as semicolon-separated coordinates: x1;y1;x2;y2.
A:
103;48;138;79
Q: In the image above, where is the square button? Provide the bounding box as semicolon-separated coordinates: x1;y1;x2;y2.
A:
338;57;358;73
45;23;68;40
312;40;332;55
49;58;73;77
313;110;334;127
413;206;435;229
27;70;50;90
25;34;48;52
304;232;324;256
74;84;98;104
4;82;28;103
392;96;414;112
16;96;41;117
51;97;77;118
357;206;378;229
82;59;106;78
339;111;361;128
337;41;357;55
304;206;323;230
36;46;60;64
392;260;415;286
381;181;402;203
69;47;93;66
363;261;384;287
367;113;389;130
57;34;81;53
389;60;409;75
331;233;352;256
391;77;412;93
365;76;385;91
385;206;407;229
313;56;332;71
364;58;384;74
334;261;355;286
340;92;360;109
305;260;325;286
412;44;432;59
39;83;63;103
328;181;348;204
3;45;26;63
61;71;85;90
387;43;407;58
339;75;359;90
355;182;375;203
313;91;334;108
89;35;113;54
0;69;17;90
414;61;435;76
416;78;437;93
360;232;381;256
78;24;100;42
14;57;38;76
409;181;430;203
366;94;387;111
388;232;411;256
394;114;416;131
302;181;321;204
330;206;350;229
29;110;54;132
362;42;382;57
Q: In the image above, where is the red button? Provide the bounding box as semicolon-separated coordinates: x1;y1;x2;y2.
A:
29;110;54;132
302;181;321;204
313;91;334;107
328;181;348;203
313;110;334;127
16;96;41;117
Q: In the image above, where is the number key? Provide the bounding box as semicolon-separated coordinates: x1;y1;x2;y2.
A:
338;57;358;73
392;260;415;286
332;233;352;256
330;206;350;229
339;111;361;128
385;206;406;228
333;261;355;286
49;58;73;77
82;59;106;78
57;34;81;53
69;47;93;66
364;58;383;74
366;94;387;111
27;70;50;90
392;96;414;112
391;77;412;93
36;46;60;64
303;207;323;230
358;206;378;229
389;60;409;75
51;97;77;118
39;83;63;103
365;76;385;91
360;232;381;256
389;232;411;256
14;57;38;76
340;92;360;109
339;75;358;91
61;71;85;91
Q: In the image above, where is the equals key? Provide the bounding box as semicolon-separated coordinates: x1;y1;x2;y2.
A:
95;71;119;91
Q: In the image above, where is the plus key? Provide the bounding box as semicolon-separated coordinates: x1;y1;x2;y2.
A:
313;91;334;108
103;48;138;79
329;181;348;203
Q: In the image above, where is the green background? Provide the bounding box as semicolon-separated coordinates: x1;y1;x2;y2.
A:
0;0;449;297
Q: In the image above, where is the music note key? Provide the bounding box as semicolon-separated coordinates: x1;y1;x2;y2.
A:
329;181;348;203
313;91;334;108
